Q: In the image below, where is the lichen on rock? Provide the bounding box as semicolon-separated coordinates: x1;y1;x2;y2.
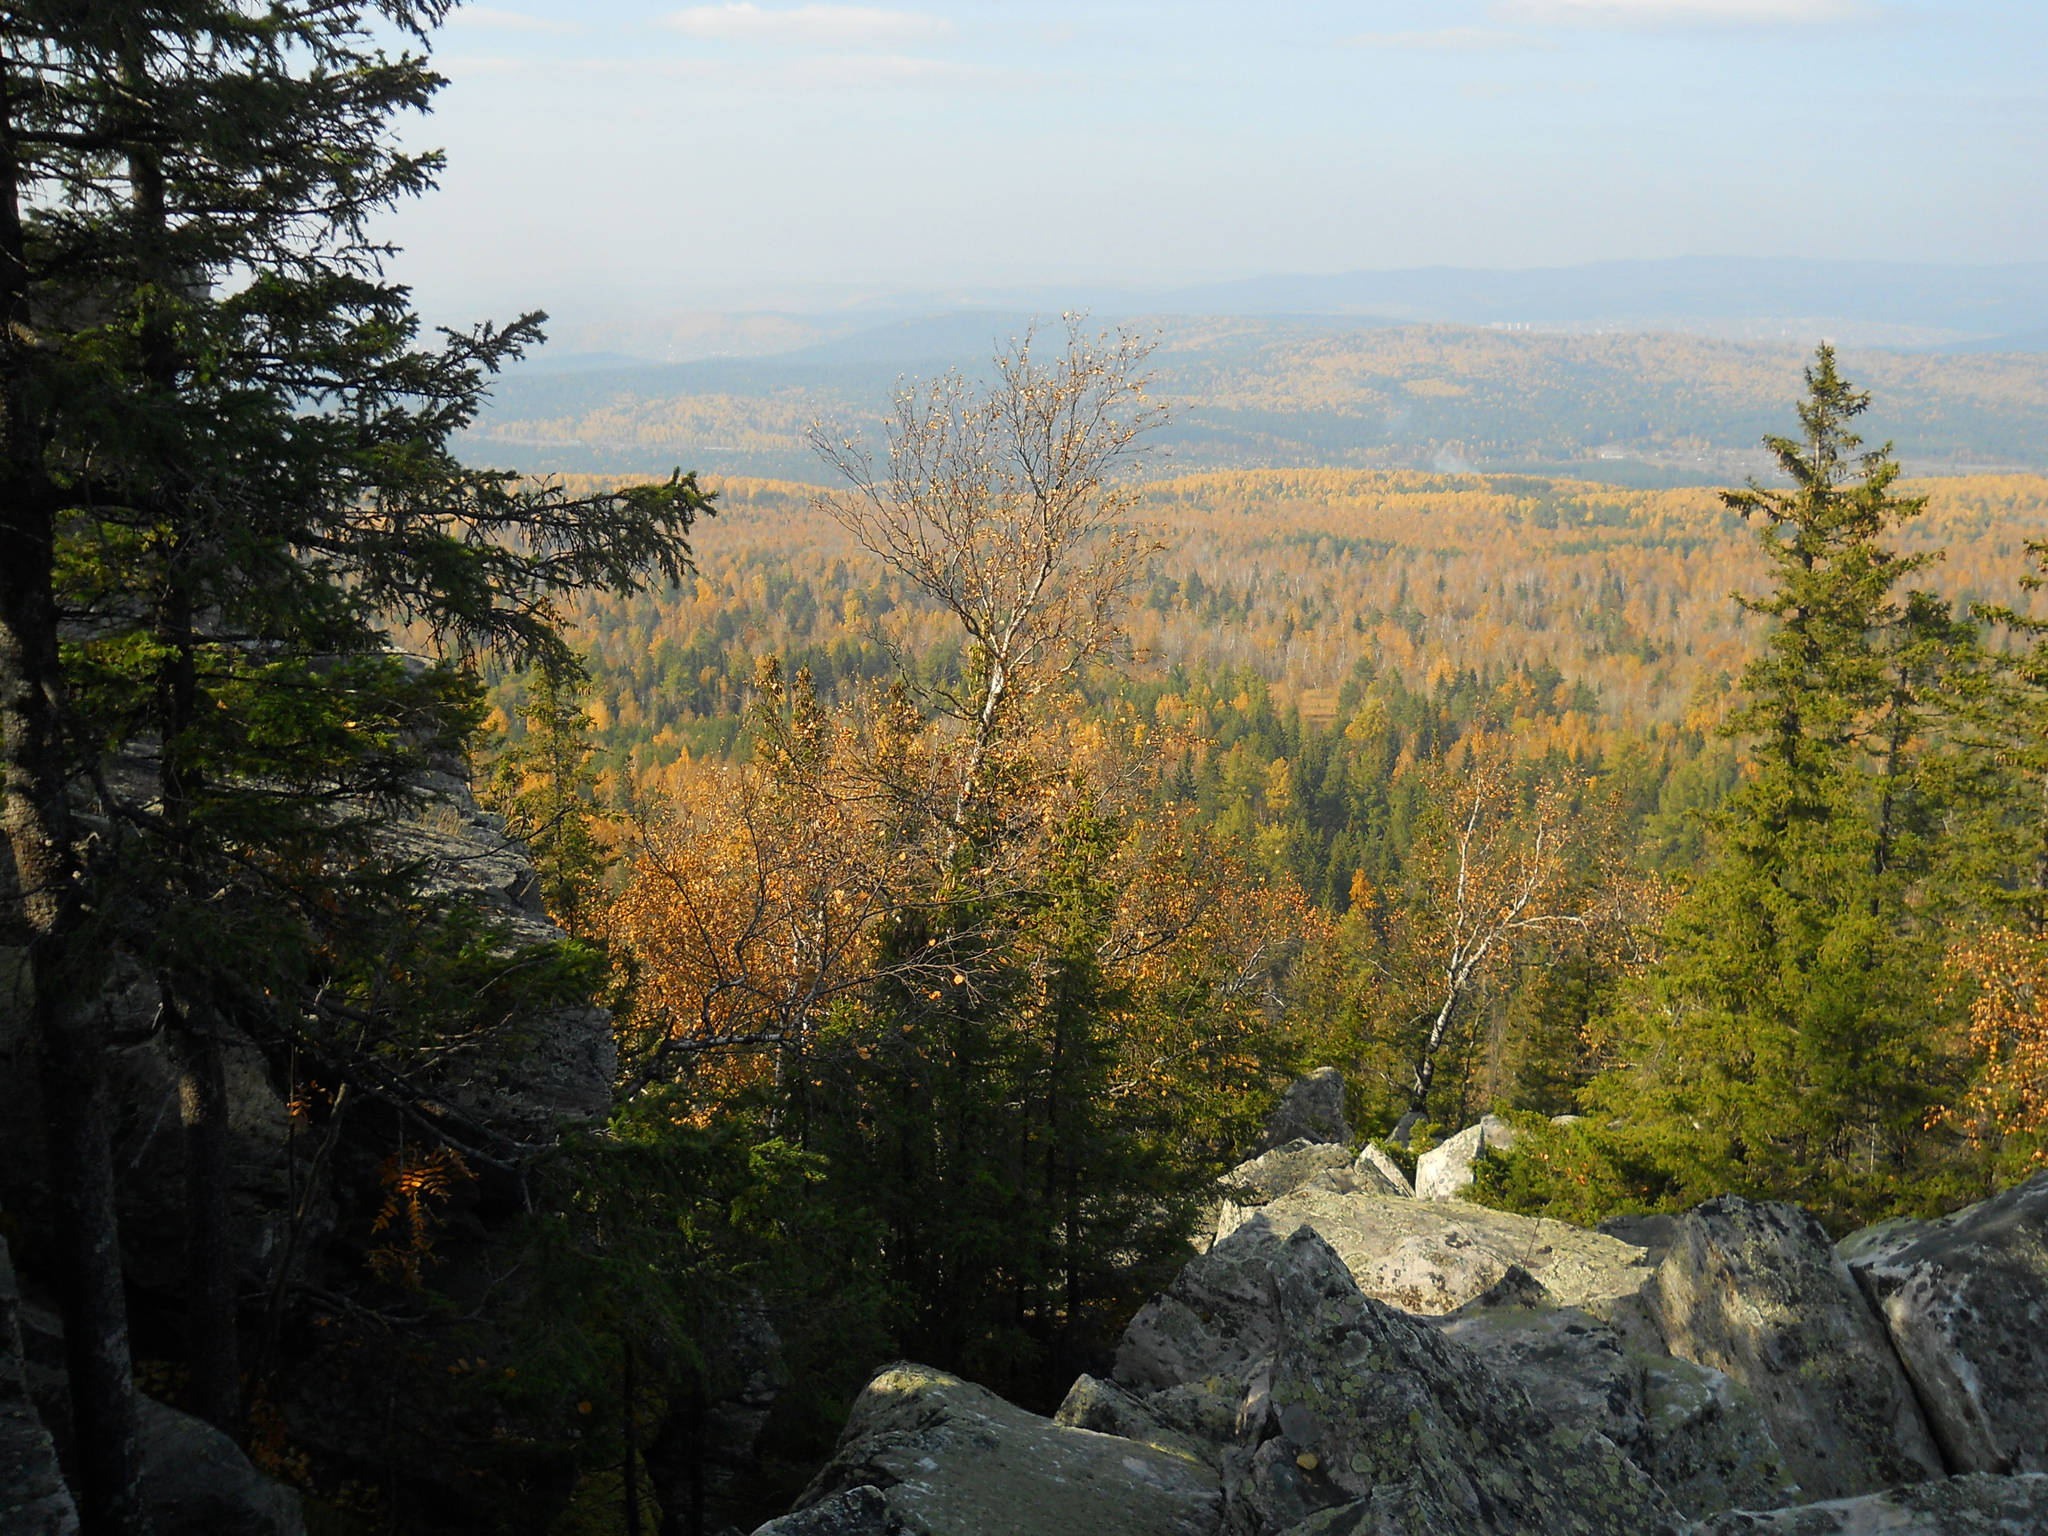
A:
1837;1170;2048;1476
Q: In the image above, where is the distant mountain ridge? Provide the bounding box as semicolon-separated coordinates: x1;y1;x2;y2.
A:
1148;258;2048;348
530;258;2048;365
467;317;2048;489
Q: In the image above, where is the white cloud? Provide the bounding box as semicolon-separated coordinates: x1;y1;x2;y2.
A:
1497;0;1870;24
660;4;953;47
444;7;583;33
782;54;1033;89
1345;27;1552;50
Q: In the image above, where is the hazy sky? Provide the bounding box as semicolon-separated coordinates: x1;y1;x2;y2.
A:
382;1;2047;321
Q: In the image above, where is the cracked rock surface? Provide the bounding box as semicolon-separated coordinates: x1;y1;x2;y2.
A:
1647;1196;1946;1503
1837;1171;2048;1476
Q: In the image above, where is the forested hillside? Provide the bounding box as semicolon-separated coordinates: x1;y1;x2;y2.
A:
500;467;2048;800
463;319;2048;485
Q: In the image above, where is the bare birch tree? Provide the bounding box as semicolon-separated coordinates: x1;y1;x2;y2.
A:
1366;738;1632;1114
807;316;1165;828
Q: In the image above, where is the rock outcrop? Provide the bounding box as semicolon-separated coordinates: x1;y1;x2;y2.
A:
1693;1472;2048;1534
747;1108;2048;1536
135;1396;306;1536
751;1484;892;1535
1432;1266;1786;1518
786;1361;1221;1536
1111;1220;1680;1535
1837;1171;2048;1476
0;764;631;1529
1250;1069;1351;1155
1228;1181;1656;1316
1055;1374;1219;1468
0;1238;77;1536
5;1237;303;1536
1223;1141;1360;1208
1211;1141;1407;1251
1647;1196;1946;1502
1416;1113;1519;1201
1354;1142;1413;1197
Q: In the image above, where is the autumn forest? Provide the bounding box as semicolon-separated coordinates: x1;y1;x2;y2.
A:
6;8;2048;1536
437;330;2048;1526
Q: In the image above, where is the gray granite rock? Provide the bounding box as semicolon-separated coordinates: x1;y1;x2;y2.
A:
1113;1216;1336;1462
1637;1353;1788;1519
750;1484;893;1536
1837;1171;2048;1475
1353;1143;1413;1198
1224;1183;1657;1317
1649;1197;1945;1504
1415;1114;1519;1201
7;1241;301;1536
1223;1142;1360;1208
0;1238;78;1536
1598;1213;1681;1269
1055;1374;1220;1468
1116;1214;1303;1397
1251;1069;1351;1156
1429;1264;1787;1520
791;1362;1220;1536
136;1396;304;1536
1220;1227;1682;1536
1112;1220;1683;1534
1215;1165;1410;1251
1431;1283;1650;1468
1690;1471;2048;1534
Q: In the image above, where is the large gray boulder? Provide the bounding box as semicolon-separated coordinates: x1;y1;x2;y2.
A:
1118;1216;1297;1394
1691;1472;2048;1534
1223;1142;1359;1208
1648;1196;1945;1503
1221;1182;1657;1316
1837;1171;2048;1475
1430;1266;1787;1519
1430;1272;1650;1471
0;1238;78;1536
1353;1143;1413;1198
136;1396;305;1536
1217;1227;1680;1536
782;1361;1220;1536
1055;1375;1220;1468
1638;1354;1789;1520
1212;1147;1409;1251
1250;1069;1351;1156
1415;1114;1519;1201
5;1240;301;1536
1113;1219;1681;1535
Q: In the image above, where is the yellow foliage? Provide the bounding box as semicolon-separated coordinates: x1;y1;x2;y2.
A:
1941;930;2048;1164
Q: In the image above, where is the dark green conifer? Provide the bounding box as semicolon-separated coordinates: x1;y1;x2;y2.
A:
1589;347;1974;1227
0;6;709;1516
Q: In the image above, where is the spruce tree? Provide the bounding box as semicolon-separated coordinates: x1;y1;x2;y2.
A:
1;7;709;1520
1592;347;1973;1227
485;661;610;938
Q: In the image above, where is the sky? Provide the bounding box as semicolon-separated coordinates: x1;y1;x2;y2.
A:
379;1;2048;325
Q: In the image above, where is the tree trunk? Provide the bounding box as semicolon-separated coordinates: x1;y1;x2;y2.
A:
623;1341;643;1536
0;79;152;1536
37;997;153;1536
643;1366;707;1536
